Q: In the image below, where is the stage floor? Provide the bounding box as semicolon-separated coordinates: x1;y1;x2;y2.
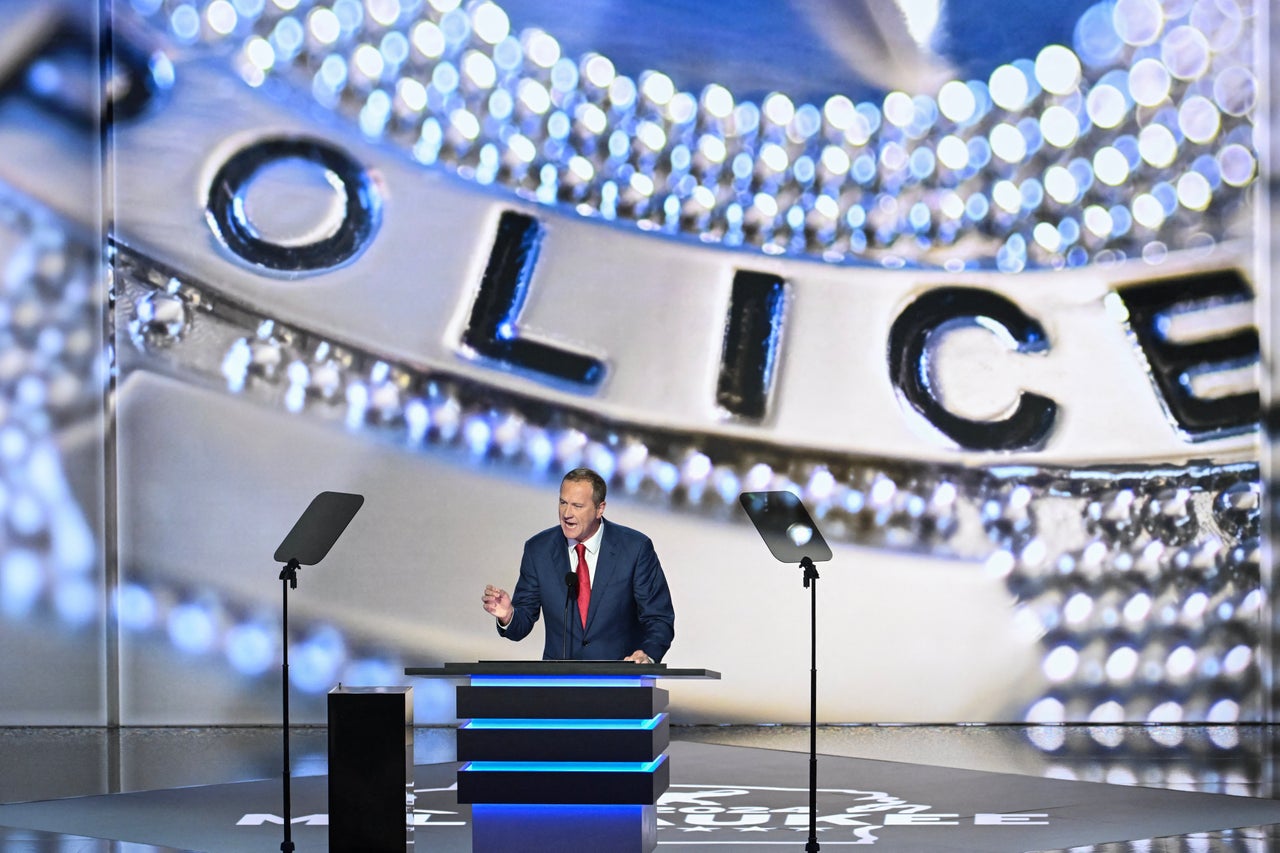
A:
1;725;1278;851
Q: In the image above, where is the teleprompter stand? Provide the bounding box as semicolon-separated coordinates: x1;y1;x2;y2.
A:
272;491;364;853
739;491;832;853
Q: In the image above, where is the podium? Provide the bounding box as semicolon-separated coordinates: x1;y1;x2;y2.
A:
406;661;719;852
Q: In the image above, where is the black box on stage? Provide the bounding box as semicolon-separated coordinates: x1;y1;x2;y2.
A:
327;685;413;851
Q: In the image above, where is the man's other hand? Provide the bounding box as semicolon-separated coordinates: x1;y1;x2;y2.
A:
482;585;513;626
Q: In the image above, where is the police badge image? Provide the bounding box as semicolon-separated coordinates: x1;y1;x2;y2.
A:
0;0;1267;746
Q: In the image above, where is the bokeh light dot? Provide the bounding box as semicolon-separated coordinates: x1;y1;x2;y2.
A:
1086;83;1128;128
937;79;976;123
1138;123;1177;167
1040;104;1080;148
990;122;1027;163
1217;143;1255;185
470;0;509;45
1178;95;1220;144
1084;204;1114;236
1074;1;1124;66
989;64;1030;111
1132;192;1165;228
1129;57;1171;106
1035;44;1082;94
1093;146;1130;185
1113;0;1164;47
1044;165;1079;203
1213;65;1256;116
1161;25;1210;80
936;135;968;170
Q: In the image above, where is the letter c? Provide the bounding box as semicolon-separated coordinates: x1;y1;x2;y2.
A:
888;287;1057;451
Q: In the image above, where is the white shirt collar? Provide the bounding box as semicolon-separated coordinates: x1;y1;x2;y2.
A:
570;519;604;554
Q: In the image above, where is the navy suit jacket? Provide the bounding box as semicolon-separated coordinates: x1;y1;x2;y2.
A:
498;519;675;662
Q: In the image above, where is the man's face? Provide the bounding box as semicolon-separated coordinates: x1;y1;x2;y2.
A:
559;479;604;542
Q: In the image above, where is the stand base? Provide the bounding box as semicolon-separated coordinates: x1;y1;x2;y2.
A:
472;804;656;853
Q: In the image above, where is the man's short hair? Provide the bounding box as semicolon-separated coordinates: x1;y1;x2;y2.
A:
563;467;607;506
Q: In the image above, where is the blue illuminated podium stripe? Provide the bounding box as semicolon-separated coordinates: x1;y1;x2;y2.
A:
470;675;654;687
463;756;665;773
458;683;667;719
457;712;669;763
458;753;669;804
462;714;664;730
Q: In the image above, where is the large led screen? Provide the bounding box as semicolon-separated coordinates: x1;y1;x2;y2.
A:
0;0;1268;727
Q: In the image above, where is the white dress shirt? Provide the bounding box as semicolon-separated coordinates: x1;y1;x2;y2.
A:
567;522;604;585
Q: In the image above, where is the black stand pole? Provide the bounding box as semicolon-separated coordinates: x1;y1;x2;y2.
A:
802;555;820;853
271;491;365;853
279;558;300;853
737;491;832;853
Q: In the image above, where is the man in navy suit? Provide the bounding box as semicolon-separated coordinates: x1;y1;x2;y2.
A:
482;468;675;662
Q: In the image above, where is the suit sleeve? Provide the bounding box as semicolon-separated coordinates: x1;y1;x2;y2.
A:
497;539;542;642
632;536;675;663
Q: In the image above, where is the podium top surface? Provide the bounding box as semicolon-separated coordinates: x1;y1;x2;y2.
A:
405;661;720;679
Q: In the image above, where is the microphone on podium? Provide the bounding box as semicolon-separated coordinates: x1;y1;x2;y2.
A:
562;571;578;659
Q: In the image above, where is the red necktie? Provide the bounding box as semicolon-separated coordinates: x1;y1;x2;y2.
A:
575;542;590;628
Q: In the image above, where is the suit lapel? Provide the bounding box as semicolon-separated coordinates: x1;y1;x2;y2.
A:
550;533;569;577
